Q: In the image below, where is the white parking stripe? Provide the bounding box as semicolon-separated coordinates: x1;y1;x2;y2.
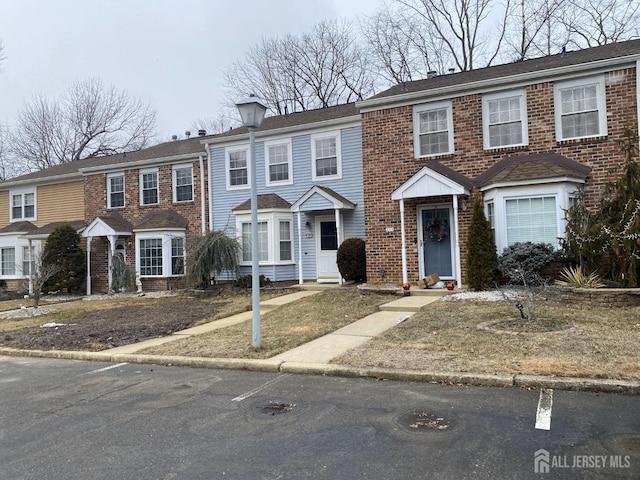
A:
535;388;553;430
232;374;291;402
84;363;129;375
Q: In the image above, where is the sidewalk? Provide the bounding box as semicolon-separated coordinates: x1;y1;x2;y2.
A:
1;289;638;395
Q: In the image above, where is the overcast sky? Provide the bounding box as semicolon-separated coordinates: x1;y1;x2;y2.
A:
0;0;384;141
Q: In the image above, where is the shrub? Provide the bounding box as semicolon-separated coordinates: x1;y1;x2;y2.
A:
235;274;271;289
555;266;604;288
498;242;557;285
186;230;241;288
42;224;86;293
336;238;366;282
466;198;498;290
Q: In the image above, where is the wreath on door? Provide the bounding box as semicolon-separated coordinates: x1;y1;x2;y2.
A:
425;211;449;242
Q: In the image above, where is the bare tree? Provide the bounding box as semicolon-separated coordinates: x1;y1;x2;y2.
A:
9;77;157;172
560;0;640;48
222;19;376;115
18;251;62;308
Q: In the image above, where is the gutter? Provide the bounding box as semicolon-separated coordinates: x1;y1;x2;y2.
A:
199;153;207;234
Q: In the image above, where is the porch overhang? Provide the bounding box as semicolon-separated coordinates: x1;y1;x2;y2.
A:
291;185;355;213
392;164;470;200
83;215;132;238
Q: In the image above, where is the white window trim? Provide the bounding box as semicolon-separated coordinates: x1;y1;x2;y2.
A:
235;210;295;266
311;130;342;181
172;163;194;203
107;172;125;209
139;168;159;206
9;188;37;222
413;100;454;158
0;237;39;279
265;138;293;186
482;89;528;150
225;145;250;191
135;231;186;278
554;75;607;142
483;182;580;253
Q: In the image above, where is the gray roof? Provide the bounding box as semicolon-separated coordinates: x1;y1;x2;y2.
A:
370;39;640;101
233;193;292;212
0;221;37;234
134;210;188;230
425;161;474;191
475;153;592;188
97;213;134;233
26;220;86;236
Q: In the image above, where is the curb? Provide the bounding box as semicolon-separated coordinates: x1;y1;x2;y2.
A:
2;347;639;395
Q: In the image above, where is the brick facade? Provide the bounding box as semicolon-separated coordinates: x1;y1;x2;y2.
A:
84;159;208;293
362;68;638;286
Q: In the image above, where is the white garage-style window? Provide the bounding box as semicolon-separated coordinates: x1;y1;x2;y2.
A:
236;211;294;265
136;232;185;277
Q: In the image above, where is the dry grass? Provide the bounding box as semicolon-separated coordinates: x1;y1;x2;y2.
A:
334;298;640;381
140;287;396;359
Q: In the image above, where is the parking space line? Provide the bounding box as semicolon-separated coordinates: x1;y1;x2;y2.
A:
232;374;291;402
535;388;553;430
84;363;129;375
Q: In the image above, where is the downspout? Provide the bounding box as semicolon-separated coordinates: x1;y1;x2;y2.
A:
453;196;462;288
199;153;207;234
334;207;343;284
204;143;214;233
27;239;33;296
400;199;407;285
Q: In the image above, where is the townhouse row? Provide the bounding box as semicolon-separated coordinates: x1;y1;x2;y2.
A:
1;40;639;293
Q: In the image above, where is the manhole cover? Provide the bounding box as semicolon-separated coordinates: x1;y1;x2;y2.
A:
262;401;296;416
399;411;451;431
622;437;640;453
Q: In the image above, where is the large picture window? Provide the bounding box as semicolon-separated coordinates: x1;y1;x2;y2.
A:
139;238;163;276
506;197;558;246
236;212;294;265
137;233;186;277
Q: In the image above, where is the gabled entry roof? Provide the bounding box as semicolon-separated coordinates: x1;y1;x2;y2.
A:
290;185;356;213
392;161;472;200
83;213;133;238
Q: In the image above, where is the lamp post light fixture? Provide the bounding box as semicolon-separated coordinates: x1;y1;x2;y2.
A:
236;94;267;349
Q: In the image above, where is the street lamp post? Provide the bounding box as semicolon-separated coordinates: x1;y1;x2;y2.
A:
236;94;267;349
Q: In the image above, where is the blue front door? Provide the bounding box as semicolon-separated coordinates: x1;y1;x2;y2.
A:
422;207;453;277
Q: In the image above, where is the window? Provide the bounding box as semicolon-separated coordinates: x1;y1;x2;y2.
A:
137;234;186;277
173;165;193;202
10;190;36;221
140;169;159;205
506;197;557;246
554;76;606;141
278;220;292;261
22;246;35;276
139;238;163;275
413;101;454;157
483;90;528;149
241;222;268;262
107;173;125;208
227;147;249;189
311;131;342;180
486;201;495;242
1;248;15;276
171;237;185;275
266;140;292;185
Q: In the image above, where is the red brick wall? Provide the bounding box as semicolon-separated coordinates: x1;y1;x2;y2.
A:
84;159;208;293
363;68;638;286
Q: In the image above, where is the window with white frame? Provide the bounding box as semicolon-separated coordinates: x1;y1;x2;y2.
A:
506;196;558;246
237;212;294;265
173;164;193;202
140;169;159;205
311;131;341;180
137;233;186;277
483;90;528;149
227;147;249;189
554;75;606;141
1;247;16;276
413;101;454;157
266;140;292;185
486;201;495;242
10;190;36;221
107;173;125;208
22;245;36;276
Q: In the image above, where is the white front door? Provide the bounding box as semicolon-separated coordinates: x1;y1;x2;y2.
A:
316;217;340;283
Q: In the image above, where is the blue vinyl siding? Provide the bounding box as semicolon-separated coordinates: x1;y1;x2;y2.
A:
209;124;364;282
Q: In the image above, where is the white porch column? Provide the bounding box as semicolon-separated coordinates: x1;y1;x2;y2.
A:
334;208;343;284
453;195;462;288
27;239;34;296
86;237;92;295
297;211;303;285
400;199;408;285
107;235;117;292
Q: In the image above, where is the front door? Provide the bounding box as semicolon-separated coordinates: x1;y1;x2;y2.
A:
421;206;453;278
316;218;340;283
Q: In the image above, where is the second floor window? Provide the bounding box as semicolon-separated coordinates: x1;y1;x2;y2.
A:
108;173;125;208
413;101;453;157
140;170;159;205
173;165;193;202
554;75;606;141
11;190;35;221
266;141;292;185
312;131;341;181
483;90;528;149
